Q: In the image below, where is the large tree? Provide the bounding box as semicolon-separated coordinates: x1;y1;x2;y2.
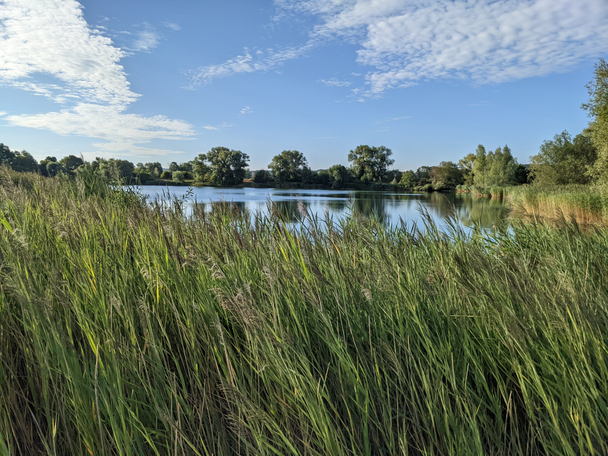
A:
430;161;463;189
458;153;476;186
399;170;417;188
0;143;15;166
11;151;38;173
472;145;488;188
327;164;351;189
195;147;249;186
530;131;597;186
268;150;309;184
60;155;85;174
583;59;608;182
486;145;518;187
348;145;394;182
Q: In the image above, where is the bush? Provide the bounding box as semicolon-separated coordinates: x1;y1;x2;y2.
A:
172;171;185;183
160;171;172;180
137;172;152;184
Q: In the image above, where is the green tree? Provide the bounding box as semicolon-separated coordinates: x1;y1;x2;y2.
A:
172;171;186;183
514;164;530;184
253;170;272;184
486;145;518;187
169;161;193;172
195;147;249;186
399;170;417;188
161;171;173;180
46;162;65;177
0;143;15;166
145;162;163;178
11;151;39;173
583;59;608;182
348;145;394;183
415;166;432;184
269;150;309;184
328;164;350;189
60;155;85;174
530;131;597;186
193;155;211;183
429;161;463;189
458;153;476;186
39;156;57;176
472;145;488;188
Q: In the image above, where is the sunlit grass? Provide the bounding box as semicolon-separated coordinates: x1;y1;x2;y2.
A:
1;168;607;455
506;184;608;226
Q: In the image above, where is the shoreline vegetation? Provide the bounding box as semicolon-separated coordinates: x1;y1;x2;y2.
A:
1;168;608;454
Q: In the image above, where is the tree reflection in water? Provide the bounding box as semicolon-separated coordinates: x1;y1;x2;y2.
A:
150;187;509;230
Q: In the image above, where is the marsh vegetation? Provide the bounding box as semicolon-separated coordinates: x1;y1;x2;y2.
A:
1;169;607;455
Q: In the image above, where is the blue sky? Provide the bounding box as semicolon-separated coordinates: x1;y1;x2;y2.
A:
1;0;607;171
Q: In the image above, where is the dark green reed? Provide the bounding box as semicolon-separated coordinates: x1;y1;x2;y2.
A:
1;169;607;455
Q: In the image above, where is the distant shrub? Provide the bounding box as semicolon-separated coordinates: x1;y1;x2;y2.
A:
160;171;172;180
173;171;185;183
137;172;152;184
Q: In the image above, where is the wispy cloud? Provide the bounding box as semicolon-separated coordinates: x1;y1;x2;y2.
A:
240;106;253;115
319;77;351;87
132;23;160;52
374;116;412;124
200;0;606;96
163;22;181;31
202;122;232;131
187;43;315;86
277;0;608;95
0;0;194;156
0;111;6;116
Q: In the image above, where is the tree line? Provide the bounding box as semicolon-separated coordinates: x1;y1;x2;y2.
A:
2;59;605;191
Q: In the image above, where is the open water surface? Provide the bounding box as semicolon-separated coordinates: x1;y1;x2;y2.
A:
135;186;510;231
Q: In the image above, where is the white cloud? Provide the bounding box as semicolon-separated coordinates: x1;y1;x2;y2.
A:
202;122;232;131
0;0;194;156
163;22;181;31
7;104;194;155
132;24;160;52
188;43;315;86
240;106;253;115
272;0;608;95
319;77;351;87
0;111;6;116
374;116;412;123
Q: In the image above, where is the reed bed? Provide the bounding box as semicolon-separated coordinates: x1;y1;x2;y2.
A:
1;169;608;455
506;185;608;226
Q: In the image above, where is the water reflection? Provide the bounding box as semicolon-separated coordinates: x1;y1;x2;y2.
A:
137;186;510;231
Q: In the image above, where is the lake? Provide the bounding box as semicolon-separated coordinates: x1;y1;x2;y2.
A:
135;186;510;230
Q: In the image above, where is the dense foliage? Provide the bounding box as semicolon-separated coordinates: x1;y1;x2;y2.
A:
530;131;597;185
584;59;608;182
0;169;607;455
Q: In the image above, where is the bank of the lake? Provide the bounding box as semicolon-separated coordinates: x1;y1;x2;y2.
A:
1;170;607;455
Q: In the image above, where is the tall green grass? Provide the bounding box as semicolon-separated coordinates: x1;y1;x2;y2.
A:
1;168;608;455
507;184;608;225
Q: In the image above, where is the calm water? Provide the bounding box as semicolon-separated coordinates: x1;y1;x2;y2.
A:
135;186;510;230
